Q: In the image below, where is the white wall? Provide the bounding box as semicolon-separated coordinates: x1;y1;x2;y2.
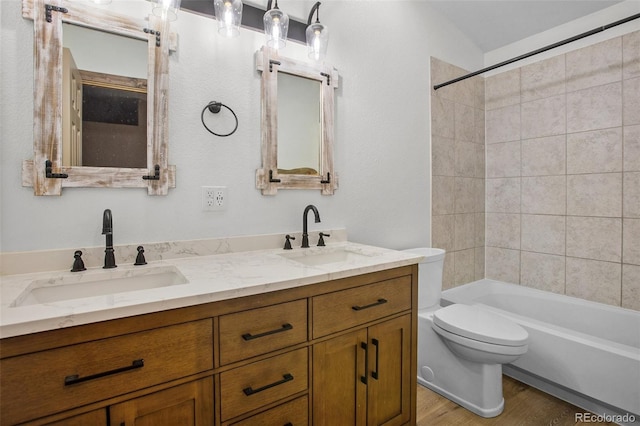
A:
0;0;483;253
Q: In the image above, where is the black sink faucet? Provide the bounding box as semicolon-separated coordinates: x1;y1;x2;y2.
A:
302;204;321;248
102;209;117;269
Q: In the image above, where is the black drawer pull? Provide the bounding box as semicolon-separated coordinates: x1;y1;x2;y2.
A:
372;338;380;380
284;423;293;426
243;373;293;396
242;323;293;341
64;359;144;386
352;298;388;311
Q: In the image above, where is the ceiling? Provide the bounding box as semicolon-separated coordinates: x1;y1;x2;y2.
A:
428;0;625;52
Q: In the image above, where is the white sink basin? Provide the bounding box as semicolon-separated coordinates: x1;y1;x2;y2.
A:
11;265;188;307
279;247;372;267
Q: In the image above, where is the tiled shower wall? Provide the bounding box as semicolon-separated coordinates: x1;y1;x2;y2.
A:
430;58;485;289
484;31;640;310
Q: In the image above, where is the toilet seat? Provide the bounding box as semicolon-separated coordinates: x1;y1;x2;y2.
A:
432;323;528;357
433;304;528;347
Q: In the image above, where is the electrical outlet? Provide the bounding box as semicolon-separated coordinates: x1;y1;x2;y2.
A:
202;186;227;211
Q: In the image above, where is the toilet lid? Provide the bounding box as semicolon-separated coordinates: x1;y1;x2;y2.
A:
433;304;528;346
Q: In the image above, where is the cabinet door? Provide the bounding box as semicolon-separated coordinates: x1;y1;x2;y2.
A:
366;315;412;426
109;377;214;426
313;329;368;426
44;409;107;425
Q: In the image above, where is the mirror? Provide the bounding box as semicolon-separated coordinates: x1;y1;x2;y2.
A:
255;46;339;195
62;23;148;168
21;0;176;195
277;72;322;175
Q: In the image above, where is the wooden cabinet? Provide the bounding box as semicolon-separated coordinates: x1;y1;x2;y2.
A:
312;274;413;425
109;377;214;426
0;265;417;426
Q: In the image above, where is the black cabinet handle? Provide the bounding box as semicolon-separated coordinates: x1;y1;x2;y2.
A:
372;338;380;380
352;298;388;311
360;342;368;385
243;373;293;396
284;423;293;426
242;323;293;341
64;359;144;386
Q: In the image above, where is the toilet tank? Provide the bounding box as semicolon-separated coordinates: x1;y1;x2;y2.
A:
403;248;446;310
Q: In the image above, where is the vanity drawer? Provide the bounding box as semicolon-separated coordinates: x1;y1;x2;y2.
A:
228;395;308;426
219;300;307;365
312;276;412;338
220;348;308;421
0;319;213;425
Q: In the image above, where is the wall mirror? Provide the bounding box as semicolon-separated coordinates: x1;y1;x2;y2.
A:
21;0;177;195
255;46;339;195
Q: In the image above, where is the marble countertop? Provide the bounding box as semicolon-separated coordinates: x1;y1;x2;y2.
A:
0;241;423;339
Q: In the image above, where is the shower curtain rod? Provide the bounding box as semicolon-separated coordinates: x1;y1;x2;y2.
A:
433;12;640;91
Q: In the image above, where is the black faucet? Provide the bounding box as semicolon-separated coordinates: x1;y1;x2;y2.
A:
102;209;117;269
301;205;321;248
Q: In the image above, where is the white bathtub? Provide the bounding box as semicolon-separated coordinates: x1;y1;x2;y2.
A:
442;279;640;425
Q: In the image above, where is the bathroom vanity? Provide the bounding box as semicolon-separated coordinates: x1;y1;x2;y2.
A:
0;241;421;425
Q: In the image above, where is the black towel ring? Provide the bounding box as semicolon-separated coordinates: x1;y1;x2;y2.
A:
201;101;239;137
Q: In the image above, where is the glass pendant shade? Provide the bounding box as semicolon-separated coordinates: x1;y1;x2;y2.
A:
214;0;243;38
306;22;328;61
263;7;289;49
153;0;182;21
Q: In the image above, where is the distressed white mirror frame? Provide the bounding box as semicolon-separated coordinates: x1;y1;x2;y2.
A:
21;0;177;196
255;46;339;195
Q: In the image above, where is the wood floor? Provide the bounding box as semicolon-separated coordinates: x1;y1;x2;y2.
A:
416;376;613;425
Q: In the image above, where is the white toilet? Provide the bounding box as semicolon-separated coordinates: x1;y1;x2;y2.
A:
404;248;528;418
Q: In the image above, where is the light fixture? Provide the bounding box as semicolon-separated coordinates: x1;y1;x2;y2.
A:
263;0;289;49
90;0;112;4
305;2;328;61
214;0;243;38
152;0;182;21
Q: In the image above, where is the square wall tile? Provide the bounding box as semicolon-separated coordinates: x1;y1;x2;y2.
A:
432;214;454;252
521;135;566;176
622;264;640;310
454;213;476;251
486;178;520;213
566;216;622;262
475;247;485;280
567;173;622;217
486;104;520;144
623;77;640;126
566;128;622;174
474;108;485;145
567;82;622;133
522;176;566;215
624;125;640;172
454;177;477;214
486;213;520;250
624;172;640;218
442;252;455;290
474;144;485;178
475;213;485;247
455;140;478;178
485;68;521;110
521;55;566;103
454;248;476;285
623;30;640;80
623;218;640;265
521;214;565;255
474;178;485;213
521;251;565;294
566;37;622;92
521;95;566;139
485;247;520;284
432;96;455;138
566;257;622;306
455;104;475;142
486;141;521;178
432;136;455;176
432;176;454;215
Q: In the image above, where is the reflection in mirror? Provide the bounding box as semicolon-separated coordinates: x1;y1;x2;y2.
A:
277;72;321;175
255;46;339;195
62;23;148;168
